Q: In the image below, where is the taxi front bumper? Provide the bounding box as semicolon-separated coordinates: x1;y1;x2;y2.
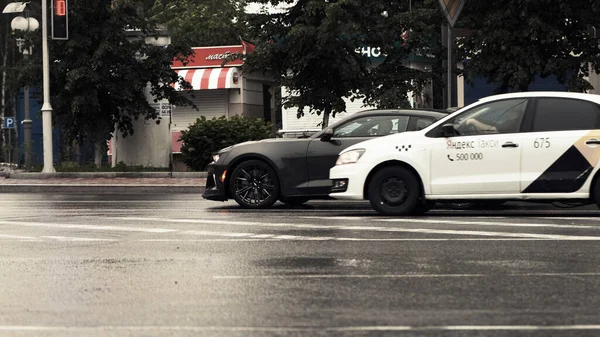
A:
328;162;370;200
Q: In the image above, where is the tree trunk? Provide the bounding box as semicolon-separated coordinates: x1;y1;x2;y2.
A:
94;141;103;168
322;105;332;129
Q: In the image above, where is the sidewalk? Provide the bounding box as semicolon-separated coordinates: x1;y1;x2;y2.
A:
0;172;208;194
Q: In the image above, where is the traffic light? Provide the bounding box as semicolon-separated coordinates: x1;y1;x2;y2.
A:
51;0;68;40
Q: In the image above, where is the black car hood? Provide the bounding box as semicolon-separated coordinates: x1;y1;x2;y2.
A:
235;138;311;147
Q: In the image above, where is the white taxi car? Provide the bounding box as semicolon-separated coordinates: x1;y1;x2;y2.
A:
329;92;600;215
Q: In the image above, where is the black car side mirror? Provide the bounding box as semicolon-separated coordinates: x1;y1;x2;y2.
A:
440;123;456;137
321;129;334;142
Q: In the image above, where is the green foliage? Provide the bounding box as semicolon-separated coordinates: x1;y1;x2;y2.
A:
148;0;248;47
459;0;600;92
243;0;443;128
180;115;274;171
11;0;196;150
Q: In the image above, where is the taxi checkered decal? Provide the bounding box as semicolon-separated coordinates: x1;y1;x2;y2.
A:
523;131;600;193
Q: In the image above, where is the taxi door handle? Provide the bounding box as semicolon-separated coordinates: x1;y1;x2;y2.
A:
502;142;519;148
586;138;600;145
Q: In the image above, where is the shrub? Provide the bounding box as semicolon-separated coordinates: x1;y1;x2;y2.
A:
180;115;275;171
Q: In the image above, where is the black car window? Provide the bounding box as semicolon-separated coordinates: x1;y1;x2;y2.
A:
413;117;435;131
333;115;410;138
452;99;528;136
532;98;600;132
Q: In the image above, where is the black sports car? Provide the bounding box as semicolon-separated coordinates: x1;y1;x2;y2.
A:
202;108;448;208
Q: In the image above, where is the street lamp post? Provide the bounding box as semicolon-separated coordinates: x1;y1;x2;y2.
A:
40;0;55;172
10;15;39;171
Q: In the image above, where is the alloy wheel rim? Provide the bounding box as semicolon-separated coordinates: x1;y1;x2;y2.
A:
233;165;276;205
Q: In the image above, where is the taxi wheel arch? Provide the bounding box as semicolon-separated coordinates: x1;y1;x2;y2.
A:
364;161;426;215
225;158;281;208
590;170;600;207
364;161;425;200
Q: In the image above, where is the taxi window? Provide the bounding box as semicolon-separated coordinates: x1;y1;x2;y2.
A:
453;99;528;136
532;98;600;132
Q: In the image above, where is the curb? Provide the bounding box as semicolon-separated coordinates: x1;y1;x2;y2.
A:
0;185;206;194
4;172;208;179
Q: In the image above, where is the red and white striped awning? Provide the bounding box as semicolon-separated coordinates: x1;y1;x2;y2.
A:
173;67;240;91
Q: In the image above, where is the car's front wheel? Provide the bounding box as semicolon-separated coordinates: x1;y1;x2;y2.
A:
229;160;279;209
368;166;420;216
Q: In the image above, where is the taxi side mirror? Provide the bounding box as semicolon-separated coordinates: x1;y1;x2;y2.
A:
321;129;334;142
440;123;456;137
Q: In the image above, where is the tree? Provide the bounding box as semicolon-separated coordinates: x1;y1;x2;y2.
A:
242;0;444;129
148;0;249;48
11;0;195;166
356;0;444;109
458;0;600;92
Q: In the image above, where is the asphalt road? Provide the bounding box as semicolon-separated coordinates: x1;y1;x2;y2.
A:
1;194;600;336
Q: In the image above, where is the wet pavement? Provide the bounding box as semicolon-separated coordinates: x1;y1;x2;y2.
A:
0;177;206;185
0;177;206;194
1;194;600;336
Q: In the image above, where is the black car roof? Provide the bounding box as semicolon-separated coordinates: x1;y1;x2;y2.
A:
310;108;449;138
354;108;449;119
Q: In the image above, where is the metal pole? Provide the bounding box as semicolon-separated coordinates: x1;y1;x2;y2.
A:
23;50;31;170
8;127;11;169
447;24;452;109
41;0;55;172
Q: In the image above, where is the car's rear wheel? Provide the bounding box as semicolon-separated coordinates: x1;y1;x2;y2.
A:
230;160;279;209
279;197;310;205
368;166;420;216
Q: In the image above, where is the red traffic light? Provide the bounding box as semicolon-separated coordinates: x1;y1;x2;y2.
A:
54;0;66;16
51;0;68;39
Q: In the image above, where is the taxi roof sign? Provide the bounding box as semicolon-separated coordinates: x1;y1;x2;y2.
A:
439;0;465;27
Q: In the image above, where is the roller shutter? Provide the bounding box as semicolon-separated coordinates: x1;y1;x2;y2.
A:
171;90;227;130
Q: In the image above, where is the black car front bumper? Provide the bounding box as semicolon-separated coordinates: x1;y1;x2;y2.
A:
202;162;228;201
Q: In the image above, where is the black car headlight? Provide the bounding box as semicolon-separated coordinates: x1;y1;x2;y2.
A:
212;145;234;163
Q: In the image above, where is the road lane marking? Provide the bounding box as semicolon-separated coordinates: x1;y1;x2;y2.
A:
5;217;600;242
301;216;600;229
378;218;599;229
0;234;38;240
1;325;600;332
0;220;177;233
107;217;600;240
214;272;600;280
41;236;116;242
0;220;332;241
537;217;600;221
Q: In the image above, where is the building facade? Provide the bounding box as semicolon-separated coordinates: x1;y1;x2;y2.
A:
109;44;276;169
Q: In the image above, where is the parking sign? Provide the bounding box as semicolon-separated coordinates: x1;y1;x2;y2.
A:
2;117;15;129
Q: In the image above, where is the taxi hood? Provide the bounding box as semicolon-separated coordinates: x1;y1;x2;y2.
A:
339;131;420;155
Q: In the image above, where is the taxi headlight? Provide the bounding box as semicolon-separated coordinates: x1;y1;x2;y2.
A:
336;149;365;166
